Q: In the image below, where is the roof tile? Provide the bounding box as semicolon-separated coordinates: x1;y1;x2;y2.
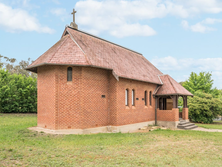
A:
156;75;193;96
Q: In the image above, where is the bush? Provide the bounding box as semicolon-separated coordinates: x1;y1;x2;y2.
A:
0;69;37;113
188;91;222;123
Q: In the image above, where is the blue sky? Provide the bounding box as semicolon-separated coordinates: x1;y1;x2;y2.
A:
0;0;222;88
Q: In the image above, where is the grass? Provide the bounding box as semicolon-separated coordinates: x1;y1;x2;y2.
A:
1;114;222;166
196;120;222;130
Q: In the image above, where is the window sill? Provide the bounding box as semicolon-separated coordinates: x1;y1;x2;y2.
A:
132;106;136;109
125;106;130;109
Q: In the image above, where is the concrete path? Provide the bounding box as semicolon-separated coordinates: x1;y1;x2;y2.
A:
191;127;222;132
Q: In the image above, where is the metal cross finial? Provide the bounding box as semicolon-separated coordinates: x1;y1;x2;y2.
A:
71;9;77;23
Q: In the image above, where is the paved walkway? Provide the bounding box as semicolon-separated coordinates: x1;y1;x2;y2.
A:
191;127;222;132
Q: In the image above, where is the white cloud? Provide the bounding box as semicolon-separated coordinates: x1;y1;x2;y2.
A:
151;56;222;88
202;18;222;24
75;0;160;37
50;8;68;21
110;23;156;38
51;8;66;16
181;18;222;33
75;0;222;37
0;3;55;33
190;23;215;33
151;56;222;71
11;0;39;9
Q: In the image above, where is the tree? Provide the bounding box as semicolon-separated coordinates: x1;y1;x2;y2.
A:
0;69;37;113
188;91;222;123
0;55;37;78
0;55;37;113
182;72;219;97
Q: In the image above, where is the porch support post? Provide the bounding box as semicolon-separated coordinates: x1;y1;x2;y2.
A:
155;97;159;126
171;95;178;109
183;96;187;108
182;96;189;121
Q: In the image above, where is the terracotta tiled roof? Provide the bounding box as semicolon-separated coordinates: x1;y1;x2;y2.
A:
27;26;163;84
155;74;193;96
29;34;89;67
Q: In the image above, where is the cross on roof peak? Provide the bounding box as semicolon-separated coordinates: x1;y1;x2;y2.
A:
70;9;78;29
71;9;77;23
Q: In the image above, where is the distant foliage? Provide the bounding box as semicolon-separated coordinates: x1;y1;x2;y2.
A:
182;71;222;123
0;55;37;113
0;54;36;79
0;69;37;113
188;91;222;124
182;72;220;97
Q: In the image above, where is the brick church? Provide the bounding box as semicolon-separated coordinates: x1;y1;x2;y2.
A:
26;10;193;133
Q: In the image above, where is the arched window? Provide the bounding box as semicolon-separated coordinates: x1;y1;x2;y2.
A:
67;67;72;81
132;89;135;106
149;91;152;106
125;89;129;106
144;91;147;106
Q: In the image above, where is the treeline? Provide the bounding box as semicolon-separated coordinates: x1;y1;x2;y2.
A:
0;55;37;113
181;72;222;123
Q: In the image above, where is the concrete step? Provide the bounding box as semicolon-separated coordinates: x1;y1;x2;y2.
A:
184;125;198;130
177;123;195;129
178;122;195;126
177;120;198;130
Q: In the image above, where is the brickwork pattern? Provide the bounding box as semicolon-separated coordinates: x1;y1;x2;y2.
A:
115;78;156;126
37;66;57;129
157;108;179;122
37;65;180;130
182;108;189;120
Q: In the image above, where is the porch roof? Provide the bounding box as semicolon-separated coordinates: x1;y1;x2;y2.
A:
155;74;193;96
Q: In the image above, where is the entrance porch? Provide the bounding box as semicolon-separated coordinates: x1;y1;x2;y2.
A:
153;74;194;128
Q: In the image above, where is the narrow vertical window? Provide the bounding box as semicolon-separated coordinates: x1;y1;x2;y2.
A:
67;67;72;81
145;91;147;106
132;89;135;106
125;89;129;106
149;91;152;106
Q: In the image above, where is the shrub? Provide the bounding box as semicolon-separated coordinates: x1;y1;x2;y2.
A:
0;69;37;113
188;91;222;123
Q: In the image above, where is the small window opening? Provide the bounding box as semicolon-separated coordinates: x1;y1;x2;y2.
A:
132;89;135;106
125;89;129;106
67;67;72;81
149;91;152;106
145;91;147;106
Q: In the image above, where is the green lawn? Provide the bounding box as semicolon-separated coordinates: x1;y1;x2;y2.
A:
1;114;222;166
196;120;222;130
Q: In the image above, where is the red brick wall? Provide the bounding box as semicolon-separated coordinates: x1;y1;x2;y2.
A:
37;65;172;130
157;108;179;122
81;67;109;129
115;78;156;126
56;66;82;129
108;72;118;125
37;66;57;129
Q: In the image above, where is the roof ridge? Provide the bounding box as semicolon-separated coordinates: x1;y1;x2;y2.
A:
167;75;177;94
28;35;69;68
66;28;92;65
67;26;142;55
48;35;70;63
157;75;163;84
